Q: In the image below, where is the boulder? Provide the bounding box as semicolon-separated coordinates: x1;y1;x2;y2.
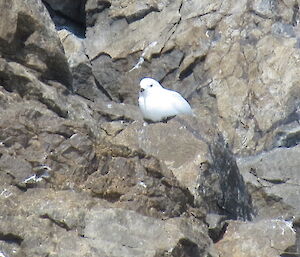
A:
216;219;296;257
110;116;253;220
238;144;300;220
0;0;72;88
84;207;215;257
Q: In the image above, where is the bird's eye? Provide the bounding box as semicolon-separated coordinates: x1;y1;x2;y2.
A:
150;84;153;87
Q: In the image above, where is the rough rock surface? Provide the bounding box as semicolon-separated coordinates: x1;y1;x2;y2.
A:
85;0;300;155
238;144;300;220
110;116;252;220
215;219;296;257
0;0;72;87
0;0;300;256
85;207;213;257
58;29;107;101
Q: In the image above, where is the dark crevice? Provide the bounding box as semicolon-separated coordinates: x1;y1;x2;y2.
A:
86;2;111;27
205;135;253;221
179;56;206;80
145;167;164;179
267;107;300;134
100;126;125;137
160;179;174;188
40;214;71;231
178;0;184;14
86;155;100;176
278;132;300;148
265;108;300;149
91;191;123;203
124;7;160;24
250;168;290;186
15;184;28;192
42;0;86;38
186;10;218;21
0;72;14;93
172;238;204;256
15;13;36;46
275;126;300;149
261;178;289;185
249;9;272;20
160;1;183;54
90;51;112;62
159;68;178;85
94;76;113;101
97;112;135;123
292;3;299;26
38;98;69;119
0;232;24;245
177;52;186;68
55;131;74;139
208;222;229;243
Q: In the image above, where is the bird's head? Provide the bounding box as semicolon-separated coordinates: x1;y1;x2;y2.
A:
139;78;162;94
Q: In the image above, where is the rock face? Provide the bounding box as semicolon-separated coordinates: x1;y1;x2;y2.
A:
238;144;300;219
0;0;300;256
85;0;300;155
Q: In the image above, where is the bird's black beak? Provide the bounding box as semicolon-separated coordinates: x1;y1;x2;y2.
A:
140;88;144;93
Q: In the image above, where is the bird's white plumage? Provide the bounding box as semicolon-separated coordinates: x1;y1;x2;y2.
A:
138;78;192;122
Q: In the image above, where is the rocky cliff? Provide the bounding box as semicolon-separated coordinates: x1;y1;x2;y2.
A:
0;0;299;256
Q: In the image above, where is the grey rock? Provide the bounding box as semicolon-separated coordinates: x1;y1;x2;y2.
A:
216;219;296;257
58;29;109;101
85;0;181;60
0;189;102;257
84;207;214;257
0;154;33;186
238;144;300;220
93;99;142;122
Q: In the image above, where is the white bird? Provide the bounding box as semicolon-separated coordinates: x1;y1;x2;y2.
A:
138;77;192;122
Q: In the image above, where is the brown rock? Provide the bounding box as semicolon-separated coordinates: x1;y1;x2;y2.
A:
1;0;300;256
0;0;72;88
111;116;253;220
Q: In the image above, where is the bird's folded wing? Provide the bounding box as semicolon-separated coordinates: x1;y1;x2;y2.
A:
169;91;192;114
